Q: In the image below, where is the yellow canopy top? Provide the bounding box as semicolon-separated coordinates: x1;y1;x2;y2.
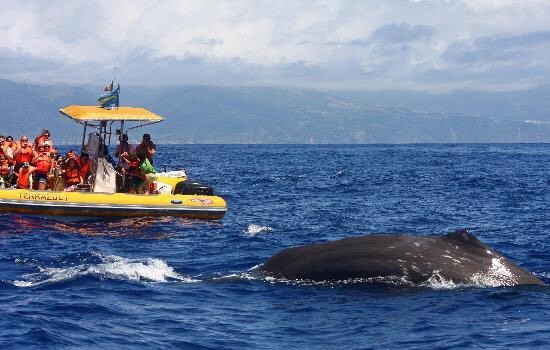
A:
59;105;164;122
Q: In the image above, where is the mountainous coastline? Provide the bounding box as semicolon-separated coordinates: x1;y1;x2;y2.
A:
1;78;549;144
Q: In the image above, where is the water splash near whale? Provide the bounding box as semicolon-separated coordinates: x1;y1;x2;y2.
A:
11;252;198;287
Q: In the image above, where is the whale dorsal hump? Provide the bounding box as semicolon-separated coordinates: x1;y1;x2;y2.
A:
441;230;488;249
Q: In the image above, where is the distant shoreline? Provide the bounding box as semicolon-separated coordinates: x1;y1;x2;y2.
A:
53;142;550;146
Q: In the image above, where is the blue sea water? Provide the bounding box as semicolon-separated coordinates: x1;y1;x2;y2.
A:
1;144;550;349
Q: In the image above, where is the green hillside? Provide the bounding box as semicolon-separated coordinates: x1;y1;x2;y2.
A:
1;79;549;144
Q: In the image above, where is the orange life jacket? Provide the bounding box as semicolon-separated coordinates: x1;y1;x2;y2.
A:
17;168;32;189
64;167;81;185
34;154;51;173
15;146;33;163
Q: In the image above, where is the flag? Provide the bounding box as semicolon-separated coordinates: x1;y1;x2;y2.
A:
98;82;120;109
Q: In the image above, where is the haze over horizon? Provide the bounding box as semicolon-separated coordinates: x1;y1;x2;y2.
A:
2;0;550;93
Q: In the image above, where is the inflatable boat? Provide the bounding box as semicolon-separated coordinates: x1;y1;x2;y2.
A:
0;82;227;220
0;188;227;219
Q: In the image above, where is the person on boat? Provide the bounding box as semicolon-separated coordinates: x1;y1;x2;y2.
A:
13;135;29;156
42;140;56;156
49;154;66;191
115;134;134;166
13;135;34;172
32;144;52;190
66;149;77;160
76;152;92;184
5;135;15;148
34;129;54;151
0;153;11;188
0;135;6;158
17;162;37;189
115;134;133;157
139;143;158;194
115;134;134;192
119;152;143;193
134;134;153;161
0;135;14;164
4;136;16;163
12;135;34;186
63;158;83;191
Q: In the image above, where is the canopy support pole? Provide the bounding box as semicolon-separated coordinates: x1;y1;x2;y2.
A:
81;122;88;153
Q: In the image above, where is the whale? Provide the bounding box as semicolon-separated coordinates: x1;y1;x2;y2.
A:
261;230;544;286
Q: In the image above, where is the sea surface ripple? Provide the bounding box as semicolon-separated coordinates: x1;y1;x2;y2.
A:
1;144;550;349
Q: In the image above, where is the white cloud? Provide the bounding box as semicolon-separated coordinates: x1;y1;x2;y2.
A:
1;0;550;92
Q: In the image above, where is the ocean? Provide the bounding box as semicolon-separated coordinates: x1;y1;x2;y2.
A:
1;144;549;349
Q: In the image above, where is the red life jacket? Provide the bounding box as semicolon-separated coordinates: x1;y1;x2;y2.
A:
64;167;81;185
128;160;141;176
34;154;51;173
17;168;32;189
15;146;33;163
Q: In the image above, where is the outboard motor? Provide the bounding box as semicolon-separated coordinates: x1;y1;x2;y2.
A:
173;181;214;196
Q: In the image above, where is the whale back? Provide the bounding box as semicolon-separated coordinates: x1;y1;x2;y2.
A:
261;230;544;286
441;230;486;247
441;230;544;286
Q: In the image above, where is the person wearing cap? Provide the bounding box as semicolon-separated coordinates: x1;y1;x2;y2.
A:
17;162;37;189
32;144;52;190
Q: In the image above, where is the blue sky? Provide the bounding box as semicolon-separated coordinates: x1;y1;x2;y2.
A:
1;0;550;92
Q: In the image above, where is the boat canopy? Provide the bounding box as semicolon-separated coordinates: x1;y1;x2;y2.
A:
59;105;164;123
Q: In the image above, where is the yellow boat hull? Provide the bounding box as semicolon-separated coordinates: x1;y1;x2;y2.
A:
0;189;227;219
